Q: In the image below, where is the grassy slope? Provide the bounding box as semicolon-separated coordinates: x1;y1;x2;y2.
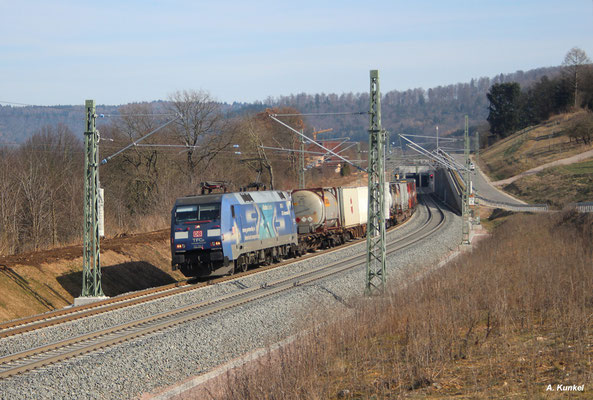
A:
480;112;593;180
504;159;593;208
0;231;184;322
215;212;593;399
479;112;593;207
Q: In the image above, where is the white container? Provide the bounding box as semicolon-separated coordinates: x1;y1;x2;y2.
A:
339;187;368;228
398;182;409;211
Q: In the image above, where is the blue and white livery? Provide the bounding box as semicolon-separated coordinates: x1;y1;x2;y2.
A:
171;190;298;277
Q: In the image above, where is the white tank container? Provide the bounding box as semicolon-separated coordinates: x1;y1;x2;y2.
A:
292;189;339;233
384;185;392;220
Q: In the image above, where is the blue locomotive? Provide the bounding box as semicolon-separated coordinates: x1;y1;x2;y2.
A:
171;190;299;277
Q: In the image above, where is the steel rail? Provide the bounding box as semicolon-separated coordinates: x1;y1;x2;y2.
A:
0;196;446;380
0;282;191;338
0;231;376;338
0;201;423;338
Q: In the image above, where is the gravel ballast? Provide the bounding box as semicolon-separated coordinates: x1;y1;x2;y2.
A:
0;199;463;399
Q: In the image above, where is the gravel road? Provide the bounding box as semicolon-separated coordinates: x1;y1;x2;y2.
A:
0;197;462;400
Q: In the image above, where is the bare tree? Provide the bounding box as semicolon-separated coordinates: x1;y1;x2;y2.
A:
563;47;592;108
242;116;275;189
14;125;83;251
17;149;51;251
0;124;84;254
35;124;83;247
568;112;593;144
107;103;162;216
167;90;232;185
234;108;304;190
0;149;21;254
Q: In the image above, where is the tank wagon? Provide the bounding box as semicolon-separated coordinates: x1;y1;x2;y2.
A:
293;187;367;250
171;190;298;277
292;185;396;250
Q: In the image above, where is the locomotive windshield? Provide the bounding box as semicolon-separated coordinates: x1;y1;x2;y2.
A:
175;203;221;223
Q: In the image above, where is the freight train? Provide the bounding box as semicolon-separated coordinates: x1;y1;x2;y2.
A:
171;180;417;277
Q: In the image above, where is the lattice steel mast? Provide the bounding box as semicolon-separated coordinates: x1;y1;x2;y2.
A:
474;128;480;225
462;115;471;244
365;70;387;295
299;130;305;188
82;100;103;297
80;104;181;299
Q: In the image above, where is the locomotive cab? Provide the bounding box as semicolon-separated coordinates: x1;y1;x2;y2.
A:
171;195;228;277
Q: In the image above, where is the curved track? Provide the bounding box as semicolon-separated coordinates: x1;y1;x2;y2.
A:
0;200;420;338
0;195;446;380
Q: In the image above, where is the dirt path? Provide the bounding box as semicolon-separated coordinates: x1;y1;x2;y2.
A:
491;147;593;186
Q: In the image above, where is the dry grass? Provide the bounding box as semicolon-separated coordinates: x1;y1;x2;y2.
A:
503;158;593;209
0;236;184;322
213;212;593;399
480;112;593;181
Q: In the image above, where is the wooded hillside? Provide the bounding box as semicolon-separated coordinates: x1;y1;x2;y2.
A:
2;64;583;256
0;67;562;145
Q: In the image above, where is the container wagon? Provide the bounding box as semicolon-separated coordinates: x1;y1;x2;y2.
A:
388;179;417;224
292;185;390;250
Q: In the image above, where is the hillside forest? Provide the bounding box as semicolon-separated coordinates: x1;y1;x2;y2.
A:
486;48;593;140
0;67;567;145
1;48;592;256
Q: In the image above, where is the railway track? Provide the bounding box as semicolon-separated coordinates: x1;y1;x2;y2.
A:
0;195;446;380
0;198;419;339
0;231;370;339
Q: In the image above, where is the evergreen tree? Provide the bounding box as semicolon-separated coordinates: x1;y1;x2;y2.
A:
487;82;521;138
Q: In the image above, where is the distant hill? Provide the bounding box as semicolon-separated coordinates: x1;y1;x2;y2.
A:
268;66;562;143
0;102;268;145
0;66;562;144
0;104;119;144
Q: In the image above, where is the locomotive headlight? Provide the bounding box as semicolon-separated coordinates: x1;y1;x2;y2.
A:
211;241;221;247
176;244;185;249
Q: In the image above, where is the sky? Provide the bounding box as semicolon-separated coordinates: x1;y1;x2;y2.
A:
1;0;592;106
